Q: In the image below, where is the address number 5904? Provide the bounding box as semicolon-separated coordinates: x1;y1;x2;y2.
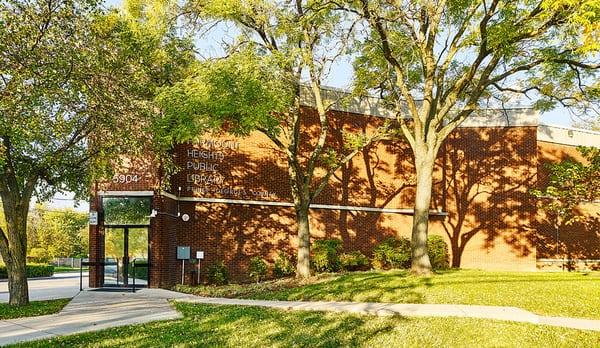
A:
112;174;140;184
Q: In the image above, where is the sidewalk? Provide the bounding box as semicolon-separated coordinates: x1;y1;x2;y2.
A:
0;288;196;346
175;297;600;332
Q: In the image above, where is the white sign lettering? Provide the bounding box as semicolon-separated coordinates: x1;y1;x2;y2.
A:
112;174;140;184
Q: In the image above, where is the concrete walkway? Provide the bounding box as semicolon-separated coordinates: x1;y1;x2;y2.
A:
0;288;196;346
175;297;600;332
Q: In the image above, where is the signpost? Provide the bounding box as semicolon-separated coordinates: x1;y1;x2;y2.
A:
196;251;204;285
177;246;191;285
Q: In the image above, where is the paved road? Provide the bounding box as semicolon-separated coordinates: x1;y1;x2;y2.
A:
0;272;88;303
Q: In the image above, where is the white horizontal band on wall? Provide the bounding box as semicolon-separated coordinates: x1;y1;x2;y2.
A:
159;191;447;216
98;191;154;197
538;259;600;263
538;124;600;148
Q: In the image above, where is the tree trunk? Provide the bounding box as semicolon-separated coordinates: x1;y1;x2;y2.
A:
6;254;29;306
451;244;462;268
295;204;311;278
0;193;31;306
411;154;434;275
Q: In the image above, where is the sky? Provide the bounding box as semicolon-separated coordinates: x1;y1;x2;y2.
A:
46;0;578;212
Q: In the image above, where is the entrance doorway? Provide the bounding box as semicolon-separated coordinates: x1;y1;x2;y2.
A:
103;227;149;287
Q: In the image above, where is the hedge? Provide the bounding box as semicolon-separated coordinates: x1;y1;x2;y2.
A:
312;239;344;273
372;236;450;270
0;264;55;279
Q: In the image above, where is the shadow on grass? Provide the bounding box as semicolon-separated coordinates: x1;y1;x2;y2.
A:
23;304;403;347
248;269;600;304
177;304;403;347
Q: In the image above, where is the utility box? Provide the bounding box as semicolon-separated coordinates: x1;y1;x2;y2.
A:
177;246;190;260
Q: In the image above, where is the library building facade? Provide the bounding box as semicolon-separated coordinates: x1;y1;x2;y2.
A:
87;90;600;288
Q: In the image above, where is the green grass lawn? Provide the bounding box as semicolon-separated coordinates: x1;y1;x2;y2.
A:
175;269;600;319
13;302;600;348
53;266;87;273
0;299;70;320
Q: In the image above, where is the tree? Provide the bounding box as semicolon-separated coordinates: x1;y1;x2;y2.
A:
348;0;600;274
0;0;192;305
27;206;89;261
159;0;390;278
533;146;600;227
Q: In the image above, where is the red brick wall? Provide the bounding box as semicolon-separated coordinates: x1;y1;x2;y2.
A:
90;108;544;287
166;122;539;283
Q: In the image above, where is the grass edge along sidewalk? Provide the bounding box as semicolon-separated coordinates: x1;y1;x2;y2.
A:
174;269;600;320
0;299;70;320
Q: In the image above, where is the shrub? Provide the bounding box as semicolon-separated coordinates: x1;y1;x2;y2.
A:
0;263;54;279
427;235;450;270
372;237;411;270
273;252;295;278
248;257;268;283
207;261;229;285
340;251;370;271
312;239;344;273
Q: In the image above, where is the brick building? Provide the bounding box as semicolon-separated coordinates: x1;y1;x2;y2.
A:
88;90;600;288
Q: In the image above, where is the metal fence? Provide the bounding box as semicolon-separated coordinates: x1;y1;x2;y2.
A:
52;257;84;268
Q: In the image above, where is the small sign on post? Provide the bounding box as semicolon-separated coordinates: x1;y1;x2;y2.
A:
89;211;98;226
177;246;191;285
195;251;204;285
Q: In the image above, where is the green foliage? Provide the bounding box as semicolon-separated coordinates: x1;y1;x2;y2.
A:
542;0;600;53
273;252;295;278
27;248;51;264
27;205;88;260
0;0;193;304
0;0;191;201
0;264;54;279
372;236;449;270
532;146;600;225
427;236;450;270
312;239;344;273
156;48;294;142
372;237;411;270
339;251;370;272
248;257;268;283
207;261;229;285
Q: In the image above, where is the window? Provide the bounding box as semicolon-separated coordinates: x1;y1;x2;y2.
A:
102;197;151;226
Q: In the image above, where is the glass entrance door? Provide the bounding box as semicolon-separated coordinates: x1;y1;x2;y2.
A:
104;227;149;287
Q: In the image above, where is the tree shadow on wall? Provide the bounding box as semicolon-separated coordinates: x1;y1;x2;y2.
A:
311;114;417;253
436;128;538;267
535;202;600;261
